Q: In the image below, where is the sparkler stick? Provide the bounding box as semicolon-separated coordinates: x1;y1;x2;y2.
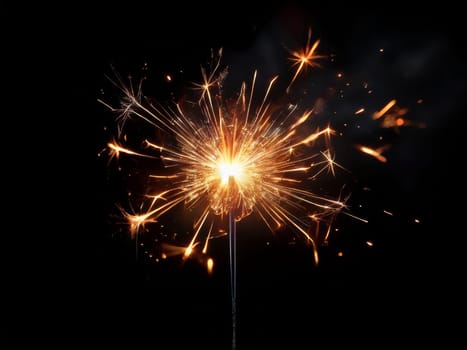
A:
135;228;139;260
229;211;237;349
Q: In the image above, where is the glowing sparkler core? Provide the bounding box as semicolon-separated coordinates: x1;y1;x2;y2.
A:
218;160;243;186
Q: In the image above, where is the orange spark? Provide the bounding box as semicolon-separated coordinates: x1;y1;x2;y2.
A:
355;108;365;115
372;100;425;130
287;28;325;93
373;99;397;120
207;258;214;275
107;142;156;160
356;145;390;163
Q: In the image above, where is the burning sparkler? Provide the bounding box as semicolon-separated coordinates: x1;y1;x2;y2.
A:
100;36;352;348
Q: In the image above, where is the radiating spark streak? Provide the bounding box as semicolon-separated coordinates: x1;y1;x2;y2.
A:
274;207;319;265
320;149;348;176
279;187;345;210
147;191;169;208
343;212;369;223
117;205;156;237
295;127;333;147
99;75;152;136
202;222;214;254
355;108;365;115
149;175;180;179
107;142;156;159
103;45;355;266
356;145;389;163
373;99;397;120
270;177;302;183
244;71;258;125
281;167;309;173
383;210;393;216
287;28;325;93
145;140;163;151
97;99;114;112
323;223;332;243
185;209;210;257
290;110;313;130
160;244;187;257
194;48;224;102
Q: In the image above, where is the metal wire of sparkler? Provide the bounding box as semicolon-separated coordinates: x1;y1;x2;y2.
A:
229;211;237;349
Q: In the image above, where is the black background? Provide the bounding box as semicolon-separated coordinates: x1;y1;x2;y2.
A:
5;1;465;349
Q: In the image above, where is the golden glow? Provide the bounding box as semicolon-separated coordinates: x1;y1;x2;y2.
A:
218;161;244;186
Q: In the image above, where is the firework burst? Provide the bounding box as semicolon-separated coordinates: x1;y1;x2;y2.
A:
101;42;352;267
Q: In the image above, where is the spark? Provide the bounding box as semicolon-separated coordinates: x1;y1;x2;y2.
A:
117;205;158;238
207;258;214;275
107;141;155;160
343;211;368;224
103;46;353;266
356;145;390;163
372;100;425;131
98;74;147;136
354;108;365;115
372;99;397;120
287;28;326;93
